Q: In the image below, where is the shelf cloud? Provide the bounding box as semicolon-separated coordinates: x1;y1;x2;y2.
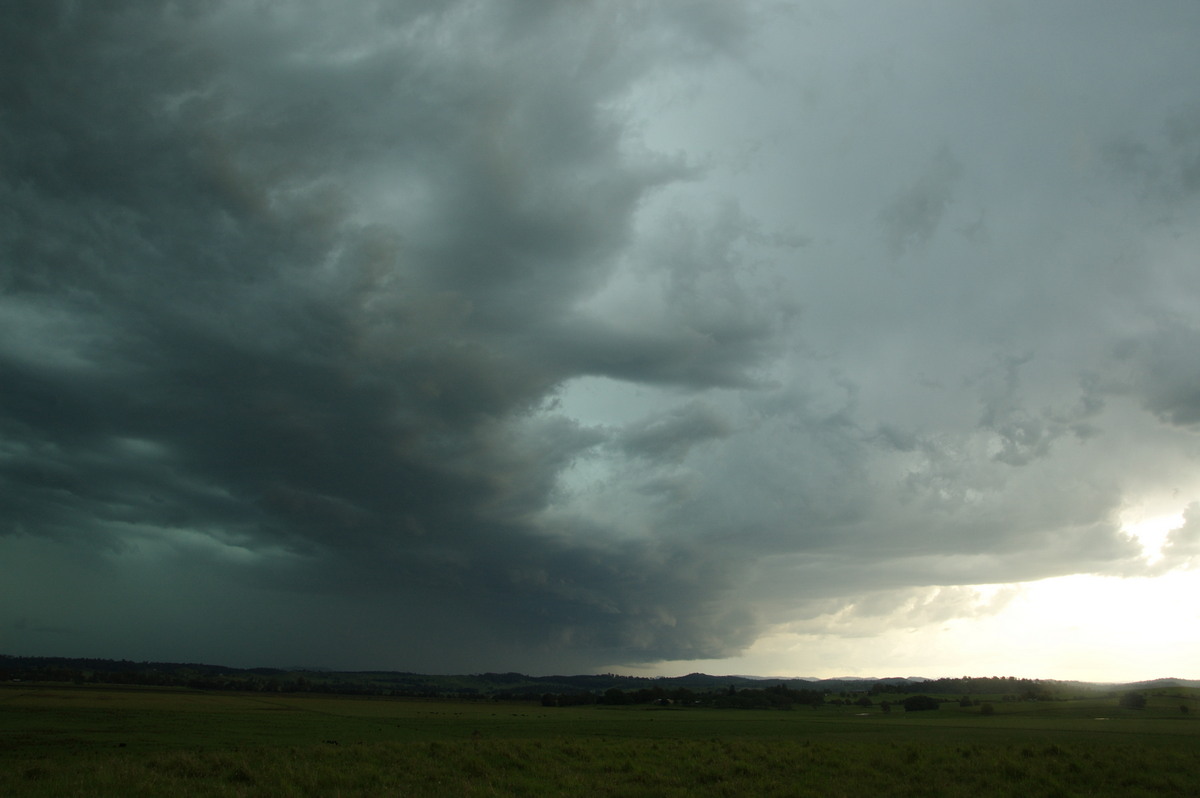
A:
3;0;1199;674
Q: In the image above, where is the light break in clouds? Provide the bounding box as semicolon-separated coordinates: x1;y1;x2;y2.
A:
3;0;1200;679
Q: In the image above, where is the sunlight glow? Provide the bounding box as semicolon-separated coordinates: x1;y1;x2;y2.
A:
1121;511;1186;564
613;513;1200;682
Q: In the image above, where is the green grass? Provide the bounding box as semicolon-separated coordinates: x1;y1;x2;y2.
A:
2;685;1197;796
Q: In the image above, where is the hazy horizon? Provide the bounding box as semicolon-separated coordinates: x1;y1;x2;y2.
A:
3;1;1200;684
6;649;1197;686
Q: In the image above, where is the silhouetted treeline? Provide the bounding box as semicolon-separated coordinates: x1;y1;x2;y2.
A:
2;655;1147;701
0;656;414;695
539;683;827;709
869;676;1059;702
0;656;844;698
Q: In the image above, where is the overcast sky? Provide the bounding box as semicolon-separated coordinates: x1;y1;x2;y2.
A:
3;1;1200;680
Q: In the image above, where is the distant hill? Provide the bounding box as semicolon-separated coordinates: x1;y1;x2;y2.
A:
1122;678;1200;690
1;654;1191;699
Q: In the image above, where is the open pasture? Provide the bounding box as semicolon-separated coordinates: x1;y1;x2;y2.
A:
2;684;1197;796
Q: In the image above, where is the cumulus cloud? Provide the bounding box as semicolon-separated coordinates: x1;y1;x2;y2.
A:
2;0;1199;673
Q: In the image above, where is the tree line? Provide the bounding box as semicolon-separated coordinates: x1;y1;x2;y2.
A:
541;683;828;709
6;656;1151;708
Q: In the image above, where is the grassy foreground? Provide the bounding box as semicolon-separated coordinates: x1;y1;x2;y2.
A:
2;684;1197;796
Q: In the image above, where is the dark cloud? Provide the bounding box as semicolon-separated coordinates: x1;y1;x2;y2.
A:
2;0;1199;674
879;146;962;258
0;0;772;670
1105;106;1200;204
1117;323;1200;428
616;402;733;463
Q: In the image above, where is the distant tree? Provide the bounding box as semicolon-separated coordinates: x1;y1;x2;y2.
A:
1118;692;1147;710
902;695;940;712
603;688;629;705
980;703;995;716
671;687;695;704
879;701;891;714
1180;705;1189;715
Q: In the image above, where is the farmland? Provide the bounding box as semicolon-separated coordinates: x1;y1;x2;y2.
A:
2;683;1197;796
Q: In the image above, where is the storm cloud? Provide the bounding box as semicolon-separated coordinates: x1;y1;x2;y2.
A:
3;1;1199;674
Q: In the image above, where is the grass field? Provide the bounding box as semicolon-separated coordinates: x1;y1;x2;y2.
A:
2;684;1197;796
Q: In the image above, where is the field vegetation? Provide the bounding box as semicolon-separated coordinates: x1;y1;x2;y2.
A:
2;682;1198;796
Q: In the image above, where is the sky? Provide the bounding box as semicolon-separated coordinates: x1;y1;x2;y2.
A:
2;1;1199;682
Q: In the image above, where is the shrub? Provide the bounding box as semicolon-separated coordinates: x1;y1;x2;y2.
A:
1118;692;1146;710
902;695;939;712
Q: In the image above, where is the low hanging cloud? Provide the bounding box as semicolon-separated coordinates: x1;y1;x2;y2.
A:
3;0;1199;673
